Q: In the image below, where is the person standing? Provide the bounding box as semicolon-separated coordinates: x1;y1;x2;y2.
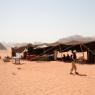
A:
70;51;78;74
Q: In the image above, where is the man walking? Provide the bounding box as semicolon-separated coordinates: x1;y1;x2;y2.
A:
70;51;79;74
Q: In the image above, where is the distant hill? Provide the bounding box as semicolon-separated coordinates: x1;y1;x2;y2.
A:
4;42;28;48
1;35;95;48
56;35;95;45
0;43;6;50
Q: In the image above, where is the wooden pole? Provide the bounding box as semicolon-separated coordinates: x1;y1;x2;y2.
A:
59;45;63;61
80;44;85;62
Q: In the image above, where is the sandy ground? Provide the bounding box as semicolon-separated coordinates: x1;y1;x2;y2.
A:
0;60;95;95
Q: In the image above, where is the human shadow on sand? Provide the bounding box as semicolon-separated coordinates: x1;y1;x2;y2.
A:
76;73;87;76
70;72;87;76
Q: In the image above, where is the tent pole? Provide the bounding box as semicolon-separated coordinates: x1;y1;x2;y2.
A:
59;45;63;61
80;44;85;62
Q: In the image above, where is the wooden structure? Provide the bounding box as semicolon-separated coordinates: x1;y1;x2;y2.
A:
12;57;21;64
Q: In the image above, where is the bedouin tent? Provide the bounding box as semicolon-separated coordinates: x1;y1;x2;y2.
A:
33;40;95;63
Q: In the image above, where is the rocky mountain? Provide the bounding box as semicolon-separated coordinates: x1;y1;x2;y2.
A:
0;43;6;50
1;35;95;47
56;35;95;45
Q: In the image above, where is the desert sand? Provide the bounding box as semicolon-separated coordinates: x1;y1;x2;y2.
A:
0;60;95;95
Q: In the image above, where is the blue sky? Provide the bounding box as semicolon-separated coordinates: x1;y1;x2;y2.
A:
0;0;95;43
